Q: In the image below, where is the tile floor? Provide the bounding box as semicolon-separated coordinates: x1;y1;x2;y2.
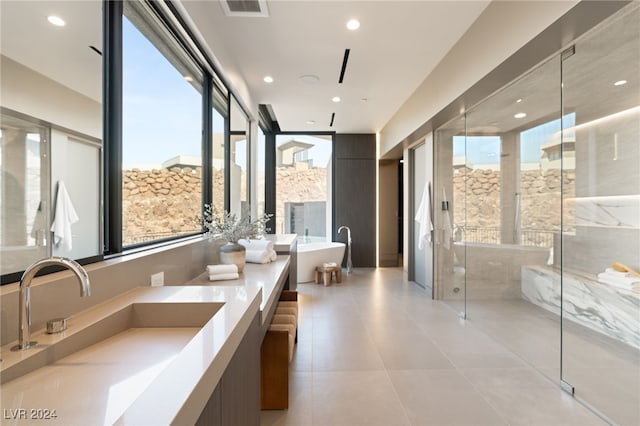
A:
464;299;640;426
260;268;608;426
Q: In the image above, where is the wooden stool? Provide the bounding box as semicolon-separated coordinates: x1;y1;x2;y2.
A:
315;264;342;286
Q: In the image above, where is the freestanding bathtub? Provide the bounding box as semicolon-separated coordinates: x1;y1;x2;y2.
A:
297;242;346;283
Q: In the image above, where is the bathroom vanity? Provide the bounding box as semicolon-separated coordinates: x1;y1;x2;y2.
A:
0;252;292;425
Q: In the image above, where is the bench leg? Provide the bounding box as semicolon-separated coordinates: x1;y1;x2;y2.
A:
335;269;342;283
315;270;322;284
323;271;332;286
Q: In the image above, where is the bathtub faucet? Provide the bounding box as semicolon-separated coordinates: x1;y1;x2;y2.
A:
337;226;353;274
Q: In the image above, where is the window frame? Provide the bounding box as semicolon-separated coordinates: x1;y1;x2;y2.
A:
104;0;231;256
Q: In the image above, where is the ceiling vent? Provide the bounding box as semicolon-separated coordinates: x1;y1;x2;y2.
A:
221;0;269;17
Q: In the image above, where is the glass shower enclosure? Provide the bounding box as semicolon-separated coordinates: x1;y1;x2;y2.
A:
434;4;640;424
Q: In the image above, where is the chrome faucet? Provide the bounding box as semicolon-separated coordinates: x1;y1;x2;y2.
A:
13;257;90;351
337;226;353;274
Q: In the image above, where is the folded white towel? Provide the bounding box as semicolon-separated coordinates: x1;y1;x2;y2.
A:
209;273;239;281
598;277;640;291
50;181;79;251
207;264;238;275
239;238;274;252
597;272;640;286
605;268;636;278
246;249;277;264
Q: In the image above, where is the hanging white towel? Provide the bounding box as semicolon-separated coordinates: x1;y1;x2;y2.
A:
50;181;79;251
414;184;433;249
442;187;453;250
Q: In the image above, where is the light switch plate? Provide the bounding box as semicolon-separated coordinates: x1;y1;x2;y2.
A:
150;272;164;287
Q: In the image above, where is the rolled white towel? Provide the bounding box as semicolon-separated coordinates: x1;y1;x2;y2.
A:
270;250;278;261
239;238;274;252
209;273;239;281
246;249;275;264
207;264;238;275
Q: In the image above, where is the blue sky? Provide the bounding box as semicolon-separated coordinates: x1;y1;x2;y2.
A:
453;115;575;165
122;17;208;168
122;15;575;170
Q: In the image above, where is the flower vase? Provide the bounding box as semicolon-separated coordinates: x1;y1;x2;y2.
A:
220;242;246;273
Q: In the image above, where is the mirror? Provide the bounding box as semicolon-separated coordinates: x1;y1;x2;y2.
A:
0;1;103;279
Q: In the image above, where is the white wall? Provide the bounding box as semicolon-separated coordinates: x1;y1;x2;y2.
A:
379;1;577;157
0;55;102;139
172;2;258;122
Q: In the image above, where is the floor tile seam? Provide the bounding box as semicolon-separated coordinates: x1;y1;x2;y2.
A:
449;366;513;426
379;365;418;426
457;366;559;391
340;280;415;426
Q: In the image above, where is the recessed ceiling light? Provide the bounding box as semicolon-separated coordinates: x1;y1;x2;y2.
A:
332;96;341;103
516;98;523;103
299;74;320;84
47;15;66;26
514;112;527;119
346;19;360;31
263;76;274;83
184;76;194;83
306;120;316;125
614;80;627;86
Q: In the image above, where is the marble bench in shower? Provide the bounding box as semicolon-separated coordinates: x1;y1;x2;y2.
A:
521;265;639;350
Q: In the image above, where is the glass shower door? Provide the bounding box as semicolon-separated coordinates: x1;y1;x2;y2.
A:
560;4;640;424
434;116;466;316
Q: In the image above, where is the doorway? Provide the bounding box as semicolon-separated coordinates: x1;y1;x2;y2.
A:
410;136;433;292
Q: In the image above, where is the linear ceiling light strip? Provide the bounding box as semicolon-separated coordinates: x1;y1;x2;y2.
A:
339;49;350;83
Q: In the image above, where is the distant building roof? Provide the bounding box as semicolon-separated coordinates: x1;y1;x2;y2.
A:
162;155;202;169
277;139;314;152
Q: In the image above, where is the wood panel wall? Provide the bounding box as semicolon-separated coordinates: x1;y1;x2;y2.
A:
333;134;377;267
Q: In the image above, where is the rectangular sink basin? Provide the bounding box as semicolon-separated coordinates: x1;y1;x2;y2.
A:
1;301;223;425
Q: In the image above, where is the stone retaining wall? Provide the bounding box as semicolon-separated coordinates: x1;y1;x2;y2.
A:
121;166;574;245
122;167;328;244
452;168;575;231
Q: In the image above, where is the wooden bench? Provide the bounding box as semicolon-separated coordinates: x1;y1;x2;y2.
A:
261;290;298;410
315;263;342;286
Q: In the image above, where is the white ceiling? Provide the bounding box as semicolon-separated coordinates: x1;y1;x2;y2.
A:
0;1;103;103
181;0;490;133
0;0;489;134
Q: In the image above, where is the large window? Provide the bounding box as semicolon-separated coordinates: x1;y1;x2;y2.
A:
211;102;226;214
256;127;266;219
230;96;249;217
275;134;332;241
122;3;204;246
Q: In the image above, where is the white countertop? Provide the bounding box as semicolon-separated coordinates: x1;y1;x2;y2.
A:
1;284;262;425
184;255;291;327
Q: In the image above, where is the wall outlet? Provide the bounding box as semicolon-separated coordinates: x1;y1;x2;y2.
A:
150;272;164;287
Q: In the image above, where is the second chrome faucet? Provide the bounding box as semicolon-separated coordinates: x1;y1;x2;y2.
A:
337;226;353;274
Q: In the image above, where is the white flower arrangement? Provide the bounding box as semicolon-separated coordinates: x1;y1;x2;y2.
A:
202;204;272;243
